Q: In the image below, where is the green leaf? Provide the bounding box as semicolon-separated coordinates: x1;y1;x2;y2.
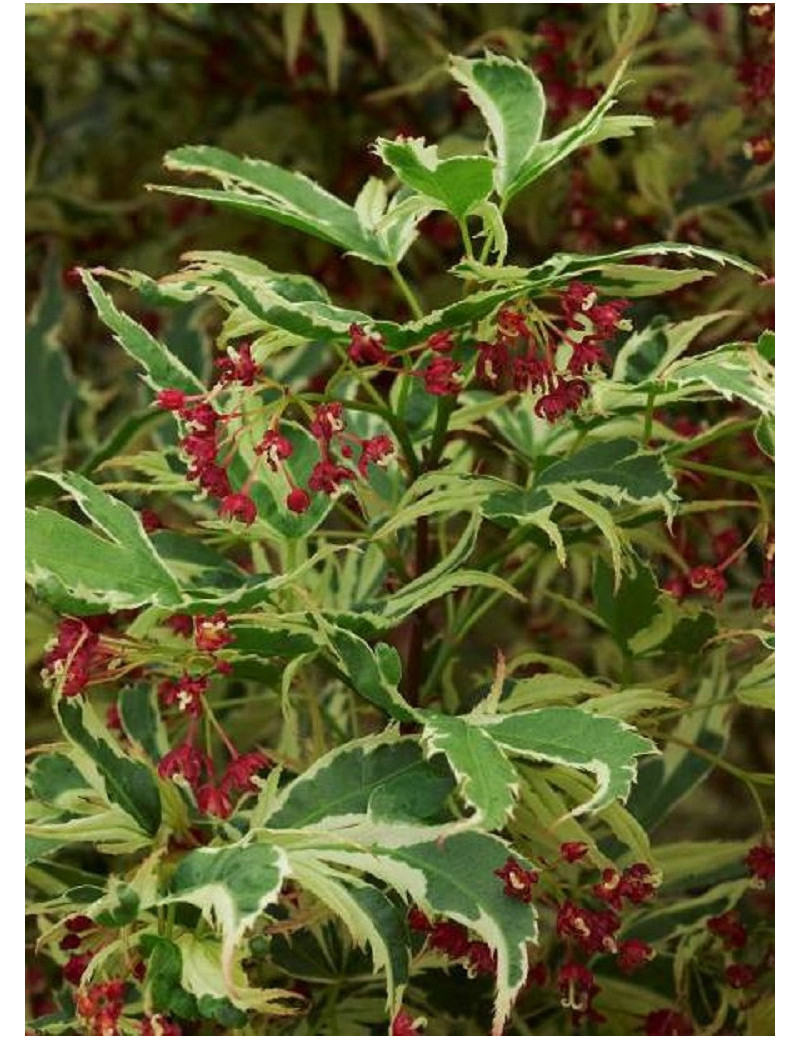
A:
477;707;656;815
286;856;408;1012
756;329;775;363
26;472;182;611
265;736;454;831
374;137;495;220
119;684;169;764
81;272;204;394
736;654;774;710
665;346;775;414
158;145;388;265
324;626;418;722
56;697;162;836
26;252;78;461
421;713;518;830
505;65;650;200
320;833;538;1033
167;842;287;974
449;54;546;199
28;752;89;808
593;556;661;650
312;2;345;90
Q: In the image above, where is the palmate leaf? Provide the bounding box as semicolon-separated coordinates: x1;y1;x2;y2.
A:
450;54;546;199
374;137;495;220
664;346;775;415
56;697;163;837
420;714;518;830
25;472;182;612
81;272;204;394
287;854;409;1013
157;145;390;266
166;842;288;978
263;736;455;834
310;832;539;1035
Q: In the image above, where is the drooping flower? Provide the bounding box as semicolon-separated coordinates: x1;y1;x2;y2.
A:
348;323;390;366
157;389;187;411
215;342;261;386
725;963;757;989
256;431;293;470
494;856;539;903
358;434;394;476
310;402;345;441
194;611;233;653
158;743;210;788
687;565;727;601
420;356;462;396
745;843;775;884
707;910;747;950
308;459;355;494
644;1009;695;1035
391;1010;423;1036
616;938;654;973
219;492;257;525
196;783;233;819
560;841;589;863
158;674;209;718
221;751;272;795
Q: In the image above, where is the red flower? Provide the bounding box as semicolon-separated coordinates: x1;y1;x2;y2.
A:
557;962;603;1024
391;1010;422;1036
196;783;232;819
534;376;588;423
358;434;394;476
221;751;272;795
219;492;257;525
476;340;510;386
286;487;311;513
616;938;653;973
215;343;261;386
494;856;539;903
309;459;355;494
65;915;94;933
348;323;390;366
62;953;91;986
707;911;747;950
141;1015;182;1035
180;402;221;433
752;579;775;609
158;674;208;717
194;611;233;653
407;909;432;932
496;305;530;339
745;843;774;884
593;863;658;909
165;613;194;638
556;900;620;955
157;389;187;411
725;963;757;989
310;402;345;441
429;921;470;959
427;330;455;354
158;743;210;788
687;565;727;601
644;1009;694;1035
420;356;462;396
466;941;496;976
256;431;293;470
568;338;608;375
140;508;164;533
511;355;551;392
560;841;589;863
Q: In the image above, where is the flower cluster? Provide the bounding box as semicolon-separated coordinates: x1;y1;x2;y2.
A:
75;979;126;1034
42;615;132;698
471;286;629;424
158;740;271;820
407;911;497;978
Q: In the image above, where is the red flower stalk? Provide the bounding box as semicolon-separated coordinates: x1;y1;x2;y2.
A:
494;856;539;903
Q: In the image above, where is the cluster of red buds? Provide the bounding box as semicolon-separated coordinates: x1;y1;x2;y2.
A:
42;615;137;698
469;286;629;423
75;979;126;1034
408;910;497;979
745;842;775;885
157;340;396;521
663;520;773;608
158;739;271;821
